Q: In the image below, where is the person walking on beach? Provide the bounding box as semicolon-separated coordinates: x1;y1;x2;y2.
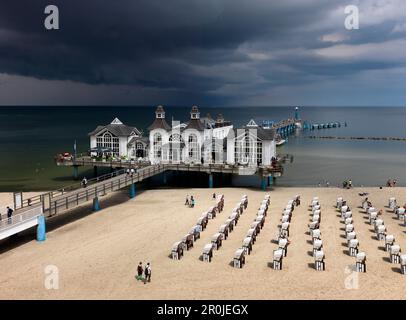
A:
185;195;189;206
136;262;143;281
190;196;195;208
212;193;216;200
144;263;151;284
348;179;352;188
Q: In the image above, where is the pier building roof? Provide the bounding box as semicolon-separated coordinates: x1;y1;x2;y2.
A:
89;118;141;137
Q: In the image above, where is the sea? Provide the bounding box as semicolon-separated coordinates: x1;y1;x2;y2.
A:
1;106;405;192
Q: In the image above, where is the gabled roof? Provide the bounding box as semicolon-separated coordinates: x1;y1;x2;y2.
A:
88;118;141;137
148;118;172;131
234;126;276;141
185;119;205;131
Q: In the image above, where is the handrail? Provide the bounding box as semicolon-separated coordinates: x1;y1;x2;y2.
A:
0;207;42;232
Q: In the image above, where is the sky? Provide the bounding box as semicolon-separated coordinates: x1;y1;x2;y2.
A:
1;0;406;106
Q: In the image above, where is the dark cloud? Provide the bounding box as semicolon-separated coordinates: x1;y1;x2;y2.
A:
0;0;405;105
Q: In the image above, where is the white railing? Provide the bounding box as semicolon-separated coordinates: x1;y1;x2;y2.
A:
0;206;42;232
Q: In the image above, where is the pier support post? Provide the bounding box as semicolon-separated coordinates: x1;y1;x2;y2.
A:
209;174;214;188
92;197;100;211
129;183;136;199
73;166;79;180
163;172;167;184
268;175;273;187
36;215;46;242
261;177;267;191
93;166;98;177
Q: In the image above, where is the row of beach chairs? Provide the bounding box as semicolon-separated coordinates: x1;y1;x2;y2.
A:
203;195;248;262
233;194;270;268
272;195;300;270
309;197;325;271
388;197;406;223
171;194;225;260
337;197;366;272
363;198;405;274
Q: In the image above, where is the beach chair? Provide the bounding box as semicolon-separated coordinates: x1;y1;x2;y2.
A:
280;222;290;237
229;212;239;226
341;205;348;216
336;197;343;209
171;241;184;260
348;239;359;256
219;224;229;240
251;221;261;235
313;203;321;211
346;231;357;245
345;224;354;234
242;196;248;210
388;197;396;210
224;218;234;232
308;221;319;232
260;203;268;215
208;206;217;219
343;211;352;221
356;252;366;273
294;195;301;206
390;245;401;263
344;217;353;225
376;225;386;240
273;249;283;270
255;215;265;228
311;229;321;243
311;200;319;208
369;211;378;225
313;209;321;218
313;239;323;256
182;233;194;250
385;235;395;251
197;216;208;231
278;238;289;257
242;237;253;255
189;225;201;241
314;250;325;271
281;214;290;224
312;214;320;224
233;248;245;268
211;233;223;250
400;255;406;275
286;204;293;213
246;228;256;243
202;243;214;262
396;208;405;221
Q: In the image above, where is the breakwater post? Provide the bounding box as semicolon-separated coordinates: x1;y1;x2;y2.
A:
37;215;46;242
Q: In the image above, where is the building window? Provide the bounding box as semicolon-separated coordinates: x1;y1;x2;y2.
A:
188;134;198;161
257;141;262;165
153;133;162;160
96;132;119;156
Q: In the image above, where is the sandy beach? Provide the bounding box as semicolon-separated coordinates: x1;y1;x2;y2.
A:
0;187;405;300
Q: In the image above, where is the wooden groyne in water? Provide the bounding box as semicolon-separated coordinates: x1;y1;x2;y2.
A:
307;136;406;142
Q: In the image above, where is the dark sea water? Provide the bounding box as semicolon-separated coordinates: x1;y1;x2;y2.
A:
0;106;405;191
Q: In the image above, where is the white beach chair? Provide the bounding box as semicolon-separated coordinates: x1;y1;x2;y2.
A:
348;239;359;256
341;205;348;216
312;204;321;212
376;225;386;240
273;249;283;270
385;235;395;251
314;250;325;271
344;217;353;225
390;245;401;263
281;214;290;224
233;248;245;268
208;206;217;219
389;197;396;210
345;224;354;234
313;239;323;256
312;214;320;224
396;208;405;221
211;233;222;250
224;218;234;232
369;211;378;225
242;237;253;255
219;224;229;240
336;197;343;209
313;209;321;217
346;231;357;244
311;229;321;242
343;211;352;220
308;221;319;232
189;225;201;241
182;233;194;251
171;241;184;260
356;252;366;273
202;243;214;262
280;222;290;237
251;221;261;235
278;238;289;257
255;215;265;228
400;255;406;275
246;228;256;243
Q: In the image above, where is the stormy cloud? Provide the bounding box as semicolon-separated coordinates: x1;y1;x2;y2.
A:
0;0;406;106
